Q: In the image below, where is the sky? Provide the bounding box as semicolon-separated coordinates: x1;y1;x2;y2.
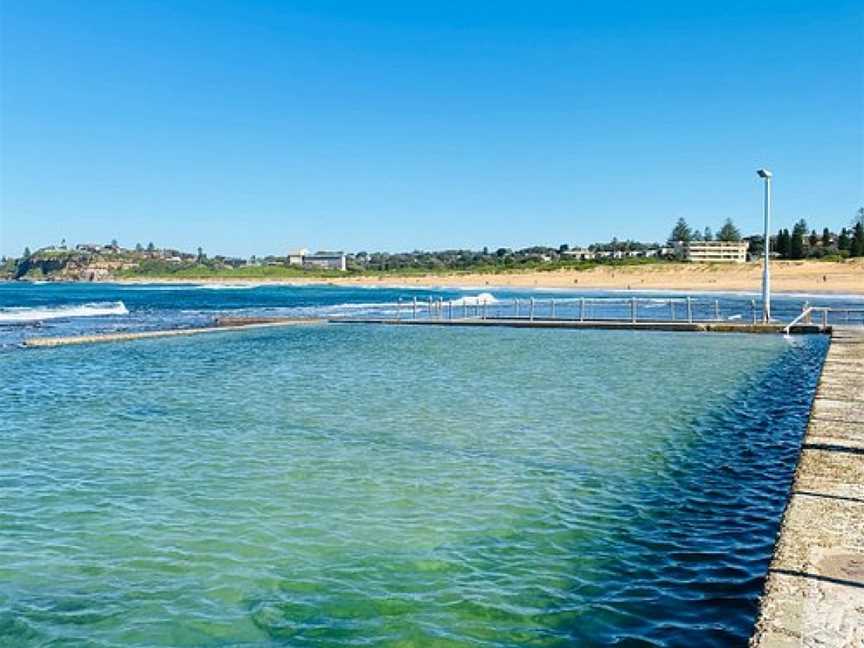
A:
1;1;862;257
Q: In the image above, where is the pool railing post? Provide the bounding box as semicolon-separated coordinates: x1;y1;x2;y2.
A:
530;297;535;321
686;297;693;323
751;299;756;324
551;299;556;319
630;297;636;323
515;299;519;318
397;298;402;321
580;298;585;322
412;297;417;319
670;299;675;321
714;299;720;321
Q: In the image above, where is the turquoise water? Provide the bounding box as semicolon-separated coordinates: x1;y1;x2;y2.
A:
1;306;826;646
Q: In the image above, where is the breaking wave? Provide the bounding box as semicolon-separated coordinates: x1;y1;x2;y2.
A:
450;292;498;306
0;301;129;323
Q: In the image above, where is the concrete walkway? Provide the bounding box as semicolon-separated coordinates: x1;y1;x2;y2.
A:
751;327;864;647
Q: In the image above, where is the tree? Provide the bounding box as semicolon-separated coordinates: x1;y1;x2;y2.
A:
852;224;864;257
717;218;741;242
110;238;119;248
851;209;864;257
822;228;832;248
135;242;144;252
838;228;851;251
776;228;791;259
790;220;807;259
558;244;569;253
808;230;819;248
703;227;713;241
22;246;31;259
147;242;156;252
670;218;691;243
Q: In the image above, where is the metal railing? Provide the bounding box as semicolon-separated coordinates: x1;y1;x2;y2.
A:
382;296;864;334
393;296;730;324
783;305;864;335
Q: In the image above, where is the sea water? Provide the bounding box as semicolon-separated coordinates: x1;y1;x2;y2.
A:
0;283;831;645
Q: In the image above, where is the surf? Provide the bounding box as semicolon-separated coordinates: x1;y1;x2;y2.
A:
0;301;129;323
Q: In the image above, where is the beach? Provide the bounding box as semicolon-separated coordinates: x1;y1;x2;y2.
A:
113;259;864;294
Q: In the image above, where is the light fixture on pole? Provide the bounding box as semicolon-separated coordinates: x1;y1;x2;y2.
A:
756;169;772;322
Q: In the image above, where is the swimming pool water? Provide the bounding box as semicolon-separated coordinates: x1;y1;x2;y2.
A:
0;318;826;646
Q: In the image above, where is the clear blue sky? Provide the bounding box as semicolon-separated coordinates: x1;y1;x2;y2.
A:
1;1;862;257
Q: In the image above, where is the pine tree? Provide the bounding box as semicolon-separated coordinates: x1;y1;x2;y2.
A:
670;218;692;243
780;229;792;258
717;218;741;242
703;227;713;241
821;228;831;248
838;228;851;251
852;221;864;258
808;230;818;248
790;220;807;260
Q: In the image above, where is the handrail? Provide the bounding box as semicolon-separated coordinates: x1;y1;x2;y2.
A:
389;297;859;333
784;306;832;335
783;307;815;335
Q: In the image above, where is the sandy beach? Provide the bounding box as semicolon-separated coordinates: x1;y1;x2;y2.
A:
117;259;864;295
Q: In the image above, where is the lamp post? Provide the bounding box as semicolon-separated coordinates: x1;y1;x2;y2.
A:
756;169;772;322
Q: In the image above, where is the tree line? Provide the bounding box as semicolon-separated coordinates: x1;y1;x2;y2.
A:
670;208;864;259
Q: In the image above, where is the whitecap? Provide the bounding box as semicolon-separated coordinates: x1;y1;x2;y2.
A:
0;301;129;323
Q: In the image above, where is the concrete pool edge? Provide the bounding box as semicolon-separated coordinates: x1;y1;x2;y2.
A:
21;316;827;348
750;327;864;647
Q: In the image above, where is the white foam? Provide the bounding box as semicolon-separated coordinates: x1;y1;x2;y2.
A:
450;292;499;306
0;301;129;323
193;283;259;290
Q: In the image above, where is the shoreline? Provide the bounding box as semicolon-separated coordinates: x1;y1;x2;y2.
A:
7;260;863;296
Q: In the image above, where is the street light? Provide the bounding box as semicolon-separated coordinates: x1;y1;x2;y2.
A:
756;169;772;322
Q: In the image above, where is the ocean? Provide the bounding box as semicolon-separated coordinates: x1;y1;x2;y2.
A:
0;282;844;645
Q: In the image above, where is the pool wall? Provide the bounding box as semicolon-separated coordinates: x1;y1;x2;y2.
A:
750;326;864;646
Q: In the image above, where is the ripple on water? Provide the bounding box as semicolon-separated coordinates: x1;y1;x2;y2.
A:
0;326;826;647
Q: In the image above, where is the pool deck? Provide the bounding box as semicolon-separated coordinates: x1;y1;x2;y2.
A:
330;316;825;334
750;326;864;647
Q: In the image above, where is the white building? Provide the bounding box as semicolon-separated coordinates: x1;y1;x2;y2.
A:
562;248;594;261
303;252;347;271
287;248;310;266
287;248;347;271
677;240;749;263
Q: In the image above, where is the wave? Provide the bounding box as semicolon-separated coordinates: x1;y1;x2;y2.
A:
192;283;259;290
450;292;498;306
0;301;129;323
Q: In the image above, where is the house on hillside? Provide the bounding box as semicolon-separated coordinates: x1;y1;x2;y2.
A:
286;248;347;271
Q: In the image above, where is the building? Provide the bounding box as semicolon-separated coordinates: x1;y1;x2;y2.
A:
303;252;347;271
562;248;594;261
287;248;310;266
287;248;347;271
677;240;749;263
